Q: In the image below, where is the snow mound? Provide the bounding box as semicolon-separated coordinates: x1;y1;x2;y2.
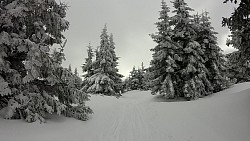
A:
0;82;250;141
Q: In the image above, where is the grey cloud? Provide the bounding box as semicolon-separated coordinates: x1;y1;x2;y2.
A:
59;0;237;77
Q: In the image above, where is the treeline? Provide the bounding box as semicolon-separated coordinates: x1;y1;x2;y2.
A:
122;63;150;91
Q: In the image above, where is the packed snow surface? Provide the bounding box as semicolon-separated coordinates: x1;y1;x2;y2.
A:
0;82;250;141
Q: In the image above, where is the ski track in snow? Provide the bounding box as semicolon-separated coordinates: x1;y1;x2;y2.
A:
87;92;155;141
99;104;150;141
0;82;250;141
86;91;187;141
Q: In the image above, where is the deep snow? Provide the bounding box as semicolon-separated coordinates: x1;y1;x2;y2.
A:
0;82;250;141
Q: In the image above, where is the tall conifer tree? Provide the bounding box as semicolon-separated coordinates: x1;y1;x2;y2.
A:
68;64;72;72
109;33;124;92
127;65;146;90
150;0;229;100
150;0;180;98
196;11;229;91
83;25;123;96
0;0;92;122
223;0;250;82
82;43;94;78
171;0;213;99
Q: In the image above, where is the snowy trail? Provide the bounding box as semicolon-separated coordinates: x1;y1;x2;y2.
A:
85;91;158;141
84;91;201;141
83;84;250;141
0;83;250;141
99;104;150;141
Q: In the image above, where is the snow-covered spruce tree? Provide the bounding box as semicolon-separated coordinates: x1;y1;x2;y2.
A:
122;78;130;92
139;62;149;90
50;45;92;121
127;64;146;90
195;11;230;92
109;33;124;93
150;0;228;100
68;64;72;72
83;25;123;96
138;62;147;90
149;0;180;98
74;67;78;76
128;67;140;90
225;51;241;82
82;43;94;78
142;67;151;90
73;67;82;89
81;43;94;90
171;0;214;100
222;0;250;83
0;0;92;122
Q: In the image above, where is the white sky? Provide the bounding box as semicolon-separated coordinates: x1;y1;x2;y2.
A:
57;0;238;78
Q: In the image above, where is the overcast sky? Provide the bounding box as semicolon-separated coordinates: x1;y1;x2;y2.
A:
58;0;238;78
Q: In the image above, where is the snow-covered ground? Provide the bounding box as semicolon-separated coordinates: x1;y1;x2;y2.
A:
1;82;250;141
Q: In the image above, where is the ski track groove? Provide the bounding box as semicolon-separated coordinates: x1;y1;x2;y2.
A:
97;99;154;141
87;92;180;141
